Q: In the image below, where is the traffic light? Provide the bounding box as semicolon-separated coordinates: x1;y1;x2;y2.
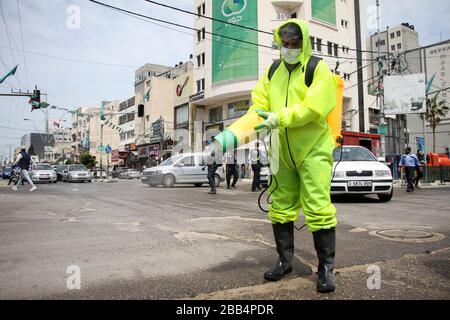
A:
29;89;41;111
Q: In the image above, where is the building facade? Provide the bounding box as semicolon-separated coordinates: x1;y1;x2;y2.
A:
191;0;368;152
407;41;450;155
366;23;420;159
21;133;55;162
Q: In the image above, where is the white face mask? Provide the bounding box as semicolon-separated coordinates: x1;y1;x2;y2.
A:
281;47;301;64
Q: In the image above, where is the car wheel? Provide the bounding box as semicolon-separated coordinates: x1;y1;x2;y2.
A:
54;181;57;184
162;174;175;188
194;183;203;187
378;188;393;202
214;174;221;187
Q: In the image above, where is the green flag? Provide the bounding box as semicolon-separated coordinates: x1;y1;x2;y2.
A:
0;65;18;84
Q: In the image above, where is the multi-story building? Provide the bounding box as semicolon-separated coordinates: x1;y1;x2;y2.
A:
120;61;194;169
366;23;421;158
406;40;450;155
191;0;368;152
71;102;120;165
48;127;73;163
21;133;55;162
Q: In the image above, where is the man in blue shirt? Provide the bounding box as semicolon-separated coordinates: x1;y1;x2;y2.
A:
399;147;421;192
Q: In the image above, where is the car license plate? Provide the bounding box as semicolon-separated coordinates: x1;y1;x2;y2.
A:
348;181;372;187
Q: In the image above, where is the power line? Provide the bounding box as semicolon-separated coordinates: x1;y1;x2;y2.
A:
0;0;26;89
142;0;390;56
89;0;373;62
0;44;140;68
16;0;29;88
344;74;378;91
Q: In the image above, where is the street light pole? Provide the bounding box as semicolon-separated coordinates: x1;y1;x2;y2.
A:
100;122;104;180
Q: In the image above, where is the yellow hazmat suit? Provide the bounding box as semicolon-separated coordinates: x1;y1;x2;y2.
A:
248;19;337;232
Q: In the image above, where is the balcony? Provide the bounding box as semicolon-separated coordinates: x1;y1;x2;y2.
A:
271;0;303;9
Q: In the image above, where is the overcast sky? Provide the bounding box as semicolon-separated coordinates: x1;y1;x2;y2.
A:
1;0;449;159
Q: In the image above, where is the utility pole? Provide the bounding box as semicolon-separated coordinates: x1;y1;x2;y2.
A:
376;0;386;158
100;121;104;180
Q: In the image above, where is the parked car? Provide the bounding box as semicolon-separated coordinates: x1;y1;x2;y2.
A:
62;164;92;183
331;146;393;201
91;167;107;179
111;167;129;179
54;164;67;181
119;169;141;179
2;166;12;180
141;153;225;188
30;163;57;183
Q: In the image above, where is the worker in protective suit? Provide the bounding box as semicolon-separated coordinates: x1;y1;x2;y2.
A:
250;19;338;293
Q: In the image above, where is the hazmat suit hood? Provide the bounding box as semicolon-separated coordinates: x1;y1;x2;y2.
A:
274;19;312;66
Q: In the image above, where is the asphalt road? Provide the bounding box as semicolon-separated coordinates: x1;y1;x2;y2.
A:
0;179;449;299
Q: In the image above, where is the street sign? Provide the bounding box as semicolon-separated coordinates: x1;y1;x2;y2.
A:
105;145;112;153
98;145;105;152
378;124;387;135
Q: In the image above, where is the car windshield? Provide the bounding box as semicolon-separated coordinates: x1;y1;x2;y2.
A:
69;165;88;171
55;165;66;172
159;155;183;166
35;164;53;170
333;147;377;162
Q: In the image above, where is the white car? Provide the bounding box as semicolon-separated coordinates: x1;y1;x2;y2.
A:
119;169;141;179
62;164;92;183
141;153;225;188
331;146;393;201
30;163;57;183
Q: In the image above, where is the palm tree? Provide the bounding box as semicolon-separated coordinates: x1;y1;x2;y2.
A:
420;93;449;152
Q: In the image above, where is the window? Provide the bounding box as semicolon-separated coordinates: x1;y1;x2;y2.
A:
202;28;205;40
228;100;250;119
376;39;385;47
390;32;395;39
291;12;297;18
396;30;401;37
180;156;195;167
209;106;223;123
310;36;315;50
175;104;189;126
333;43;339;57
316;38;322;52
196;78;205;92
391;45;395;51
397;43;401;49
341;19;348;28
327;41;333;55
197;53;205;67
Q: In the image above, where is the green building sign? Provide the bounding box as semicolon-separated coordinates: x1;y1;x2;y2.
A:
212;0;258;84
311;0;336;26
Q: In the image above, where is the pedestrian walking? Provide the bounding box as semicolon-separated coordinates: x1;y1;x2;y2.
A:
226;150;239;189
11;146;37;192
399;147;420;192
250;142;261;192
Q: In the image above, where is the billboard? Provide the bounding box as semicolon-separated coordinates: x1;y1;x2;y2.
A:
212;0;258;84
384;74;426;115
311;0;336;26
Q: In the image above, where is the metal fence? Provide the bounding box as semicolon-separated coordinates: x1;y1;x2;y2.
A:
422;166;450;183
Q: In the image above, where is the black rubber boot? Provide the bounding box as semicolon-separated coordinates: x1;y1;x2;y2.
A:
312;227;336;293
264;222;294;281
